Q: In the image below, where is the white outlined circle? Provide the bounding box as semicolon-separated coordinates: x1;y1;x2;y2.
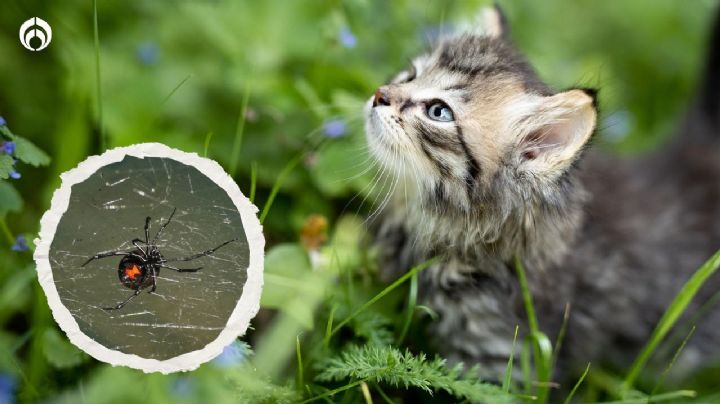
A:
33;143;265;373
19;17;52;51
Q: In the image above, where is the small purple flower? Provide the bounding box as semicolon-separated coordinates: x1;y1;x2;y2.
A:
0;373;16;404
212;340;249;368
136;42;159;66
323;118;347;138
170;376;195;397
1;142;15;155
8;170;20;180
339;26;357;49
0;116;6;126
11;235;28;252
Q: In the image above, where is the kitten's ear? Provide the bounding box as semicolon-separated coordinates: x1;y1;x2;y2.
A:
515;89;597;176
479;4;508;38
455;4;508;39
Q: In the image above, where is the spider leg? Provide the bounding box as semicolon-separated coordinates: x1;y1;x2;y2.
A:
103;286;142;311
162;238;238;263
81;251;145;267
131;238;147;252
149;265;158;293
160;264;202;272
152;207;177;245
144;216;151;248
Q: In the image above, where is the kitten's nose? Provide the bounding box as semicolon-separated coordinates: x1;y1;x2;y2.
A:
373;87;391;107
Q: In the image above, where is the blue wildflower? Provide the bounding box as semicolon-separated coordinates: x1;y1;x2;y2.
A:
2;142;15;155
0;116;6;126
0;373;16;404
136;42;159;66
323;118;347;138
170;376;195;397
212;340;250;368
339;26;357;48
8;170;20;180
11;235;28;252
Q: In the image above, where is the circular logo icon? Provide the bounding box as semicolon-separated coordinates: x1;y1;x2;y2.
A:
19;17;52;51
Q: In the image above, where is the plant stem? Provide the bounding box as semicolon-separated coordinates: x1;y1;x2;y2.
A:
330;257;437;338
93;0;106;151
230;85;251;177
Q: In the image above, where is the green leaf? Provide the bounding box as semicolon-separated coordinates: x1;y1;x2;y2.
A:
42;328;89;368
314;345;514;404
0;181;23;215
261;243;324;328
13;136;50;167
0;156;14;180
0;126;12;140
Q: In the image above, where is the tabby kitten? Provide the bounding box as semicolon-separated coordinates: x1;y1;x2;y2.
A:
366;5;720;381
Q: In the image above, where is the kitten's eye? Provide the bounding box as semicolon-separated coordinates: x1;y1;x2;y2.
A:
426;101;454;122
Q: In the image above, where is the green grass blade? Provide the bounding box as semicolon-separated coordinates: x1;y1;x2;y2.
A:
622;249;720;392
360;382;373;404
597;389;696;404
323;304;337;349
330;257;438;338
521;339;532;396
259;153;303;224
552;303;571;369
296;334;304;392
93;0;105;150
203;131;213;157
230;85;252;177
161;74;192;105
373;383;394;404
563;363;590;404
650;325;695;397
503;325;519;393
514;256;552;404
300;379;367;404
249;161;258;203
397;271;418;344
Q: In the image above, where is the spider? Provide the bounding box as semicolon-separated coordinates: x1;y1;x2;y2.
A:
81;207;238;311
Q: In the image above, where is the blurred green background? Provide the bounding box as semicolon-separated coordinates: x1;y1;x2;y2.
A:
0;0;718;402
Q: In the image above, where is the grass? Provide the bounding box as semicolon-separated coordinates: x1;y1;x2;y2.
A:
229;85;252;178
92;0;105;151
514;255;552;403
329;257;438;338
622;249;720;393
1;0;719;402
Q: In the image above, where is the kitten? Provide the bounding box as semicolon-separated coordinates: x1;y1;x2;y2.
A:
366;5;720;381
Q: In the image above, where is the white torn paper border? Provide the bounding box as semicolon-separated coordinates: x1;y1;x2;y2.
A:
33;143;265;373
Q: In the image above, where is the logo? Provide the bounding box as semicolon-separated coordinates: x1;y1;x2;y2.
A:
19;17;52;51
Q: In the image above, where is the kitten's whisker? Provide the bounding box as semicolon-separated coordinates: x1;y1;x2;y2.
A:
343;147;391;216
358;159;391;217
365;149;402;226
334;157;379;184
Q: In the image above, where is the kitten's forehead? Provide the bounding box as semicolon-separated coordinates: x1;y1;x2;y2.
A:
420;34;551;96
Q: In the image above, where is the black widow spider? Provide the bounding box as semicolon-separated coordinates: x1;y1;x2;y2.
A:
81;207;238;311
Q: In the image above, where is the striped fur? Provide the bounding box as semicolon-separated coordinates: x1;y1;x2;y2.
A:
366;6;720;383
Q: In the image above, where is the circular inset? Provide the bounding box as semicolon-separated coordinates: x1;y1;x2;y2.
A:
34;143;264;373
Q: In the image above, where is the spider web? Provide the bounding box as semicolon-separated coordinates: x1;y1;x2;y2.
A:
49;156;249;360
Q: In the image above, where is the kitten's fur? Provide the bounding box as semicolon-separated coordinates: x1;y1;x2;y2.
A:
366;6;720;380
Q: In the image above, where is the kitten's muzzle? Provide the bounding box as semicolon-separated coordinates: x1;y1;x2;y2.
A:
373;87;391;107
